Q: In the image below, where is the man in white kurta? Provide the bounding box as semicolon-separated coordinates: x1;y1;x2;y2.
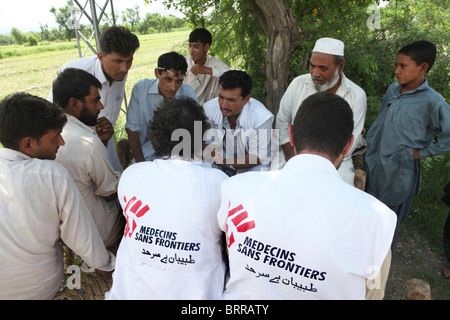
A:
275;38;367;185
0;149;115;300
0;92;114;300
52;56;125;173
185;55;230;105
56;114;124;247
218;92;396;300
184;28;230;105
53;68;124;248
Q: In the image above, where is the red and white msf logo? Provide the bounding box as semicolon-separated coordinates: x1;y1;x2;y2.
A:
123;196;150;238
226;202;255;248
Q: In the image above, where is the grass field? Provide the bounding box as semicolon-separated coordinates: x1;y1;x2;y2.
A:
1;29;449;298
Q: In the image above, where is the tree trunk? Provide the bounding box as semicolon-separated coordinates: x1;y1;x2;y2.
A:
248;0;301;116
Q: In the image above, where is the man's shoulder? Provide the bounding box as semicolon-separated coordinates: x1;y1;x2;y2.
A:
133;78;157;88
335;179;396;218
204;97;219;108
130;79;159;98
203;98;220;117
223;170;273;190
244;98;274;121
422;83;448;104
179;83;197;97
290;73;311;85
29;157;73;182
63;119;98;142
206;55;228;66
282;74;311;95
248;98;271;112
342;75;366;98
193;163;229;181
61;56;97;71
63;128;101;150
60;121;107;160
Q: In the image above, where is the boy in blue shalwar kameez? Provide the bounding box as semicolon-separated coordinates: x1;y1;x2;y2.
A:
364;40;450;240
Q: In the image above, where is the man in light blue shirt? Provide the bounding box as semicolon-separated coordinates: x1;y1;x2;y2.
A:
126;52;198;162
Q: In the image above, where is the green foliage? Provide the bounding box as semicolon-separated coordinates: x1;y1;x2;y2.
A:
49;0;76;41
134;13;186;34
149;0;449;109
0;35;12;46
26;33;39;47
403;153;450;248
121;5;141;32
146;0;216;27
10;28;25;45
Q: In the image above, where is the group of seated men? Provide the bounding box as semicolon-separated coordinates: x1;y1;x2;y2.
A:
0;25;448;300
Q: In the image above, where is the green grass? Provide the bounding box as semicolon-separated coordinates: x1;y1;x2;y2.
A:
401;154;450;249
0;41;79;59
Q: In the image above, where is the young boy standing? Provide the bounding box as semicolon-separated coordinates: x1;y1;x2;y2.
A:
364;40;450;239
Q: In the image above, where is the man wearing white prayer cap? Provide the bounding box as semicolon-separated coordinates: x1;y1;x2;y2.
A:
275;37;368;188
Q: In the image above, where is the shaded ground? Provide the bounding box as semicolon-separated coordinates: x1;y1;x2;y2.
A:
385;230;450;300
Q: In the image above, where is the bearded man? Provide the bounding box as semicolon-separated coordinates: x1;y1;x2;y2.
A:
275;38;367;186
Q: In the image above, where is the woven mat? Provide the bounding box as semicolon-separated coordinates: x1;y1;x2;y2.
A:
53;246;114;300
53;271;112;300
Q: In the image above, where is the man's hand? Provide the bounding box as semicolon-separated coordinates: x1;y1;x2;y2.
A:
127;129;146;163
95;117;114;146
190;64;212;76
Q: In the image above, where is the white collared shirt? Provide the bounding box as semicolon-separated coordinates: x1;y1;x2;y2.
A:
56;114;123;247
203;97;274;172
0;148;114;300
218;154;397;300
184;55;230;105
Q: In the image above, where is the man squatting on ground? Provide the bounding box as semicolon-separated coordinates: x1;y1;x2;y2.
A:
0;93;115;300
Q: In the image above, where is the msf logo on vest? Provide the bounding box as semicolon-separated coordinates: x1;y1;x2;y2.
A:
123;196;150;238
226;202;255;248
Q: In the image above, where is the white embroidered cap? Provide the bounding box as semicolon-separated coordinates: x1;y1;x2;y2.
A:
312;37;344;56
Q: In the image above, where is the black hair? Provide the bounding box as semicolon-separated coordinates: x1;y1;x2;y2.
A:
0;92;67;150
52;68;102;109
219;70;253;98
99;26;140;56
157;51;188;74
148;97;211;160
398;40;436;73
293;92;353;162
188;28;212;45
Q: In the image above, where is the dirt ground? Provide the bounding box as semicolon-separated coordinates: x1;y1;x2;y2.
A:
384;230;450;300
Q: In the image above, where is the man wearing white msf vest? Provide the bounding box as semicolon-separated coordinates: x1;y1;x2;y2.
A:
219;92;396;300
